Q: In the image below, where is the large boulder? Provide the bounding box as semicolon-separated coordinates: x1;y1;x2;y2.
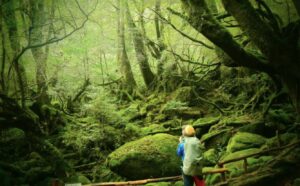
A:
107;134;181;180
227;132;267;153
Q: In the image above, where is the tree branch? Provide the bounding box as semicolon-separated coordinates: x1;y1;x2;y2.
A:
153;8;214;49
167;49;220;67
8;0;98;75
179;0;274;74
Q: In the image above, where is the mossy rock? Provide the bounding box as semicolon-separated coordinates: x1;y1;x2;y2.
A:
293;178;300;186
0;128;25;143
124;123;142;139
227;132;267;153
221;148;261;162
224;156;273;178
204;167;222;186
107;134;181;179
193;116;220;127
262;132;298;150
174;181;184;186
145;182;172;186
221;115;258;126
201;128;232;149
65;174;90;184
121;102;141;121
238;122;275;137
141;124;166;135
170;86;193;103
203;149;219;165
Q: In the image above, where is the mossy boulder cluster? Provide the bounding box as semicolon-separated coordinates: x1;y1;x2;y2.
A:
204;132;300;186
107;134;181;180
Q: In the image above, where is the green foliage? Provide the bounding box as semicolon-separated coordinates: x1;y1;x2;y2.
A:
226;132;267;153
61;118;122;152
162;100;188;112
107;134;181;179
81;94;125;126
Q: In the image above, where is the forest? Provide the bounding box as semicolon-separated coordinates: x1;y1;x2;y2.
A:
1;0;300;185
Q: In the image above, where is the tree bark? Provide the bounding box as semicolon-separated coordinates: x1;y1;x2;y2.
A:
30;0;51;104
221;0;281;57
181;0;300;116
180;0;272;74
117;0;137;91
125;2;155;89
292;0;300;16
0;7;6;93
2;0;28;107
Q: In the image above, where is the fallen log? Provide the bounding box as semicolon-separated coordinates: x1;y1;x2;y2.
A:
83;175;182;186
83;168;229;186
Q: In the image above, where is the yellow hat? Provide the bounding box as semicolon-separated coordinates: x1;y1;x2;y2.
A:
184;125;195;137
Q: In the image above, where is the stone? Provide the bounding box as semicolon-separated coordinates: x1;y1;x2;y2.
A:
227;132;267;153
107;134;181;179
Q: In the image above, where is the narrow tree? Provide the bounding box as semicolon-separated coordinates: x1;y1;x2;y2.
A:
125;2;155;89
2;0;28;108
29;0;53;104
116;0;137;92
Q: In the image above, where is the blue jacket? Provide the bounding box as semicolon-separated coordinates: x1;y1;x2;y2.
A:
177;142;185;160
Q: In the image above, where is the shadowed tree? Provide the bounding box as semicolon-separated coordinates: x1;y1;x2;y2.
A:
180;0;300;116
2;0;28;108
116;0;137;92
125;2;155;89
29;0;54;104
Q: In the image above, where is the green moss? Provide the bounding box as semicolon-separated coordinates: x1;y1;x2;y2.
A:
193;116;220;127
263;133;298;149
170;86;193;103
203;149;218;165
221;148;261;162
107;134;181;179
141;124;166;135
227;132;266;153
65;174;90;184
221;114;257;126
145;182;172;186
0;128;25;143
205;172;221;186
201;128;230;142
174;181;184;186
124;123;141;138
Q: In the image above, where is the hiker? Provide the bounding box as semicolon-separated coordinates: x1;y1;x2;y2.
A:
177;125;205;186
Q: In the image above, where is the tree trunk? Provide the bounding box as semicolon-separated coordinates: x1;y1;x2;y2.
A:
181;0;300;116
30;0;50;104
0;7;6;93
2;0;28;107
181;0;272;73
117;0;136;91
292;0;300;16
125;2;155;89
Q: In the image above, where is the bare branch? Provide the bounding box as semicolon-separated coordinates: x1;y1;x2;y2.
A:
151;8;214;49
8;0;98;75
167;49;220;67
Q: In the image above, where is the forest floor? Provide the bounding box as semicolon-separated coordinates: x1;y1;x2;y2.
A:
1;69;300;186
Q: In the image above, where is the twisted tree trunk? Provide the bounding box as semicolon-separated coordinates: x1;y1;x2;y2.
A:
180;0;300;115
